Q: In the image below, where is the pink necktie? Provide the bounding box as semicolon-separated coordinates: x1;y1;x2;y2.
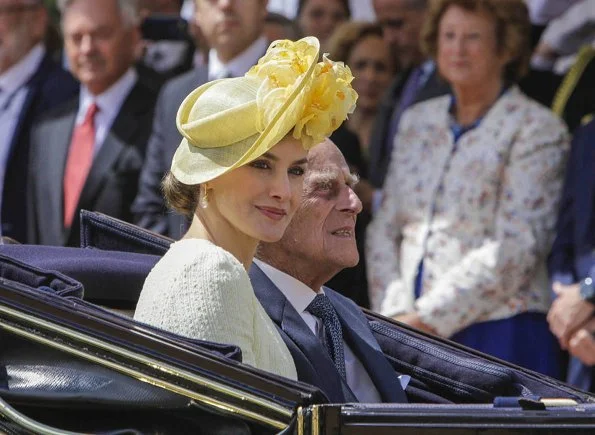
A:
63;103;98;228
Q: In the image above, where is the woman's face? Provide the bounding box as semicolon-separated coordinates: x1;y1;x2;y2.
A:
207;136;308;243
298;0;348;45
437;5;509;90
347;34;395;113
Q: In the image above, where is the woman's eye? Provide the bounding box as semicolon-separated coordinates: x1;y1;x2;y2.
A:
250;160;270;170
289;166;305;176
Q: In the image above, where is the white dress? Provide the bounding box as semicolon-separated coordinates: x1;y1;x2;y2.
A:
134;238;297;379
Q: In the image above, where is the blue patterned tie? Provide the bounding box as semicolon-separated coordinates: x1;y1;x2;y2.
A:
306;294;347;379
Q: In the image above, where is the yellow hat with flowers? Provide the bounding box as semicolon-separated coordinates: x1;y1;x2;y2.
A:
170;37;358;185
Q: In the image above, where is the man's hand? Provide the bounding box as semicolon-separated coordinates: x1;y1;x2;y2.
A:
568;318;595;366
547;282;595;349
394;312;437;335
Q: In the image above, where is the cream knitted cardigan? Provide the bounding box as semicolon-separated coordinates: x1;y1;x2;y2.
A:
134;239;297;380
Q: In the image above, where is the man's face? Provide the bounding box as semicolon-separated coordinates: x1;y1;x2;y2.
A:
63;0;140;95
0;0;46;73
373;0;426;69
275;140;363;275
194;0;267;62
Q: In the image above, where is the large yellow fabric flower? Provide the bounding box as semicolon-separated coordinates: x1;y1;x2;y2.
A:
293;54;358;149
247;37;357;150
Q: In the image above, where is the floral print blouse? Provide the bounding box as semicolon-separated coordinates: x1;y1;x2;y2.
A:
366;86;570;337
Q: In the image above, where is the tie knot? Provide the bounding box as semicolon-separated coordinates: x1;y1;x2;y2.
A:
306;294;335;320
85;102;99;121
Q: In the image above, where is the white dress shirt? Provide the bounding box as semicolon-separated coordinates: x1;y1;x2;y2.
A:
207;36;268;81
76;68;137;154
0;43;45;227
253;259;382;403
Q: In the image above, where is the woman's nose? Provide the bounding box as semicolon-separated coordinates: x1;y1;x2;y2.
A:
270;173;292;201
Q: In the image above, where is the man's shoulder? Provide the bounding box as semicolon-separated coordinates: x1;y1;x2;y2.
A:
32;95;79;129
574;118;595;141
30;55;79;112
160;66;209;102
324;287;362;312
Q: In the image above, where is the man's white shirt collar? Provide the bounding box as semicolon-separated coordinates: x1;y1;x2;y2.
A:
0;44;45;98
76;68;137;152
77;67;137;124
208;36;268;80
253;259;323;317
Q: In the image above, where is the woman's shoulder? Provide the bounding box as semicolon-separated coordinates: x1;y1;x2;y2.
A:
166;239;244;271
140;239;252;305
402;95;450;127
509;86;567;131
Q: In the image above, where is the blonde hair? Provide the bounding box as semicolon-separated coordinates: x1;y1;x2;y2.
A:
422;0;531;82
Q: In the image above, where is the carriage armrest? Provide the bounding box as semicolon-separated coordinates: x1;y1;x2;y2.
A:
80;210;173;255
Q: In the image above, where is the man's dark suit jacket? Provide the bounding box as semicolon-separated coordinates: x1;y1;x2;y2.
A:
367;66;449;189
548;119;595;392
1;54;78;243
27;81;157;247
249;263;408;403
132;66;209;239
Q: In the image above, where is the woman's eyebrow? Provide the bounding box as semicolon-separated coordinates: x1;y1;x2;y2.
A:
292;158;308;165
261;152;278;161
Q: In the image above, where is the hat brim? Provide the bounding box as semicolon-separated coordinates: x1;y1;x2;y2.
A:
171;40;320;185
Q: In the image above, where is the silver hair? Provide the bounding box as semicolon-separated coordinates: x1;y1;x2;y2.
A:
57;0;140;27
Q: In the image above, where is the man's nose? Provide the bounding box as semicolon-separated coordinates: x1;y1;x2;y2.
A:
339;187;362;215
79;34;95;54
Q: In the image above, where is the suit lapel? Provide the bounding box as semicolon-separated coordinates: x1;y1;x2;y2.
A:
77;82;146;219
36;101;77;243
326;289;408;403
250;264;347;402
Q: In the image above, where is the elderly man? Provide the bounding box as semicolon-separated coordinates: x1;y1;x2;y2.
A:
0;0;77;243
27;0;157;246
250;139;408;403
132;0;269;238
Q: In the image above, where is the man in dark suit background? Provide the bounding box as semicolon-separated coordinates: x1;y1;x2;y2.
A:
250;139;408;404
27;0;157;246
0;0;78;243
359;0;449;212
132;0;269;239
548;118;595;392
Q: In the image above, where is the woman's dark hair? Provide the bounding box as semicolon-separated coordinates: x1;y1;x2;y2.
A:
326;21;391;65
161;171;200;220
297;0;351;19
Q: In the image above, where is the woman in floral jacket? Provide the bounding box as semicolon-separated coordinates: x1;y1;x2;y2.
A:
366;0;569;377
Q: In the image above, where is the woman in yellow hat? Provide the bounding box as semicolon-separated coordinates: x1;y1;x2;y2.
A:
134;37;357;378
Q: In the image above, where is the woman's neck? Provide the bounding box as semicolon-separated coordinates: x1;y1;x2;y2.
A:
453;78;503;126
184;214;257;271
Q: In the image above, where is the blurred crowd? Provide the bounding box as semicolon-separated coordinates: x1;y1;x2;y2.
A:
0;0;594;391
